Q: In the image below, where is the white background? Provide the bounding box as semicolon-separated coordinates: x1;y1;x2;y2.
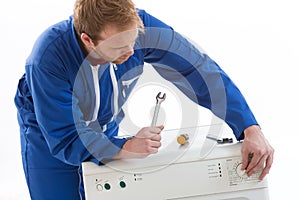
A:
0;0;299;199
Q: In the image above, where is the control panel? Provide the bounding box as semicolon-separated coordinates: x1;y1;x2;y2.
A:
83;149;268;200
82;126;269;200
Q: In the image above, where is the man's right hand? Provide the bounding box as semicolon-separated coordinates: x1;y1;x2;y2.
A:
113;125;164;159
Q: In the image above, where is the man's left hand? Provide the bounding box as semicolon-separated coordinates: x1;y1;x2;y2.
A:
241;125;274;180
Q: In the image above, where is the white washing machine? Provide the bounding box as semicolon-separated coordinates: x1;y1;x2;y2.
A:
82;125;269;200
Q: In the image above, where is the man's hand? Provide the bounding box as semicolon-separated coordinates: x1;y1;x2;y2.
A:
113;125;164;159
241;125;274;180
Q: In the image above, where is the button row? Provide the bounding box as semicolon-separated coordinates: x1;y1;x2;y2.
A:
96;181;127;191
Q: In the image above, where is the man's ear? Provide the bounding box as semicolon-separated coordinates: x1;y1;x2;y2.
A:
81;33;94;48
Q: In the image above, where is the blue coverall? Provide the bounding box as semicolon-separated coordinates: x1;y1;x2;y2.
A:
14;9;258;200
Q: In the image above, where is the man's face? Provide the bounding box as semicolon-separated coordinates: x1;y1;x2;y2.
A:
91;24;139;64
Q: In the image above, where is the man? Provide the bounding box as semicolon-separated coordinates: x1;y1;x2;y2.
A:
14;0;274;199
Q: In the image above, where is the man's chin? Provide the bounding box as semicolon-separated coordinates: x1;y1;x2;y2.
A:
112;58;128;64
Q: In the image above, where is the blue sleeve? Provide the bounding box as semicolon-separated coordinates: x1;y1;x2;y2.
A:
138;9;258;140
26;60;126;166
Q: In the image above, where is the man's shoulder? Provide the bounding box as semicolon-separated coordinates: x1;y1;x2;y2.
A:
36;16;73;50
27;16;76;66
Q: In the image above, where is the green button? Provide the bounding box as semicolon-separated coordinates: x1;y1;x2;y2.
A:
119;181;126;188
104;183;111;190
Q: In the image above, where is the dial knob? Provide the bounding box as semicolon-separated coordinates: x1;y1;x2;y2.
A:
235;162;248;179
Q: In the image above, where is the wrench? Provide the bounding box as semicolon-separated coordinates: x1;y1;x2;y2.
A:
151;92;166;127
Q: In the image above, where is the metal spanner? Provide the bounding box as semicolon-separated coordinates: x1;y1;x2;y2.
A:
151;92;166;127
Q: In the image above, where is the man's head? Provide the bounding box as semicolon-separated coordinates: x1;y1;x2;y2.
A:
73;0;144;64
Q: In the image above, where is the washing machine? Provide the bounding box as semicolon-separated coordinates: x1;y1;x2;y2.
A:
82;124;269;199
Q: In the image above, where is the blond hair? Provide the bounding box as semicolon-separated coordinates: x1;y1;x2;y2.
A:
73;0;144;40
